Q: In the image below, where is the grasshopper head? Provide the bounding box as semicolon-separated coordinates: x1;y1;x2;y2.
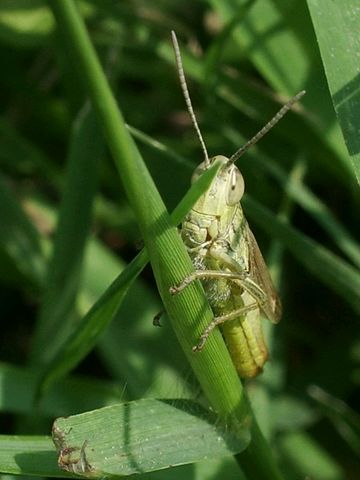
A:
191;155;245;215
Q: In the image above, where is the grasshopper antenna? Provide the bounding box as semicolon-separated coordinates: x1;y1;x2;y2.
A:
171;31;210;167
228;90;306;165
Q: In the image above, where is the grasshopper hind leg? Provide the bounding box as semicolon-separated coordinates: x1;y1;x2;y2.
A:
193;301;258;352
170;268;268;375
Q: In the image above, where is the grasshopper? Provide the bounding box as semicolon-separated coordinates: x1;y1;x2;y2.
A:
169;31;305;378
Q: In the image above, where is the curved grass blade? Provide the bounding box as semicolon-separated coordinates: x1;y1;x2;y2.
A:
307;0;360;184
0;435;58;477
249;152;360;269
209;0;353;180
47;4;285;477
30;105;103;366
244;196;360;313
0;174;45;289
0;362;123;417
308;385;360;456
278;431;345;479
52;399;250;477
37;161;221;394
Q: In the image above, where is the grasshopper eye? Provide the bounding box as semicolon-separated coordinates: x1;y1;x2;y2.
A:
227;168;244;205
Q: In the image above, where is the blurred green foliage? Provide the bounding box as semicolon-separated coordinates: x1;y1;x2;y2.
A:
0;1;359;479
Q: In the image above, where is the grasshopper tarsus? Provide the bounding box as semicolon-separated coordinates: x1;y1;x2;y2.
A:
193;313;229;353
193;336;207;352
169;274;198;295
169;273;198;294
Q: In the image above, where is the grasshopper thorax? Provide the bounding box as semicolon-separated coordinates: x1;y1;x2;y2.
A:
191;155;245;216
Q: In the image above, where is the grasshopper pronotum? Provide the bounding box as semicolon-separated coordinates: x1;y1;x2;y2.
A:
169;31;305;378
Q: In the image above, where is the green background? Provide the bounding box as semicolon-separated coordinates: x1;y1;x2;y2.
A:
0;1;359;479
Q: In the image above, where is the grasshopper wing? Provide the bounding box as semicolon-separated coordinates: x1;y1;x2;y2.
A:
246;226;282;324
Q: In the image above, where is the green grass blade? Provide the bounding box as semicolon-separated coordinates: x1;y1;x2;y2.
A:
248;151;360;269
307;0;360;184
37;161;220;395
128;122;360;279
52;400;250;477
30;105;103;366
0;435;59;477
0;174;45;289
38;248;147;394
279;431;345;480
0;5;357;479
308;385;360;456
170;160;221;224
0;362;122;417
244;196;360;313
209;0;352;180
0;118;59;187
48;3;283;478
251;159;306;440
223;124;360;269
0;2;54;47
